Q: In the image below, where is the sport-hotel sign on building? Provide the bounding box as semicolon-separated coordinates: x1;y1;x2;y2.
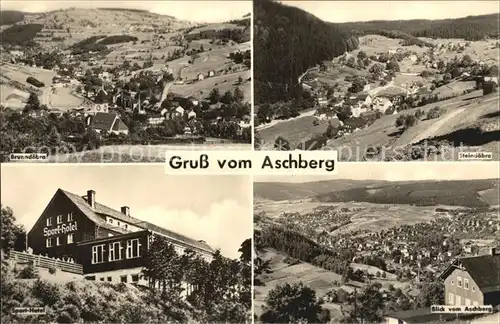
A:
28;188;214;287
44;222;78;237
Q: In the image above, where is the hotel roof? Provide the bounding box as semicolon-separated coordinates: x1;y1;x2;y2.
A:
60;189;214;253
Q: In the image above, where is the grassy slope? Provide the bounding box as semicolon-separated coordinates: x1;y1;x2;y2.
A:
2;263;194;323
258;116;329;149
323;91;500;160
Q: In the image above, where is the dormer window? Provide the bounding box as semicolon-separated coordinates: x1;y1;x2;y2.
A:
109;218;113;224
464;279;469;290
457;277;462;288
56;215;63;224
46;217;52;226
68;212;74;222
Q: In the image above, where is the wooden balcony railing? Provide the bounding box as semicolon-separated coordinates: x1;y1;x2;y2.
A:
10;251;83;275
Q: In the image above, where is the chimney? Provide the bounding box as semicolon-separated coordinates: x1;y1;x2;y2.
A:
86;190;95;208
121;206;130;217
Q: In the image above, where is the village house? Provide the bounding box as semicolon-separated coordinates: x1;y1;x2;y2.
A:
439;247;500;307
88;112;129;135
208;70;215;77
197;73;204;81
371;96;393;114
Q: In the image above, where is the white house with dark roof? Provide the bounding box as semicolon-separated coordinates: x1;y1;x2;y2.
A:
88;112;129;135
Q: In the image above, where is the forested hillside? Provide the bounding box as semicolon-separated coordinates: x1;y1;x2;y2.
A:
341;13;499;41
314;179;499;207
254;0;359;104
0;11;25;25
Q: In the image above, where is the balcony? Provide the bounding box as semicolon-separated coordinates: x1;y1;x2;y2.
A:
10;251;83;275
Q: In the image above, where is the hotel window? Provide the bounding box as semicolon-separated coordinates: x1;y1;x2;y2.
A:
124;224;128;230
472;286;476;292
457;276;462;288
56;236;61;246
92;244;105;264
456;295;461;306
448;293;454;304
67;233;74;244
109;218;114;224
132;274;139;282
85;276;96;281
109;242;122;261
56;214;63;224
107;277;112;282
465;298;470;305
46;238;53;248
46;217;52;226
451;280;454;285
120;275;127;283
126;238;141;259
67;212;74;222
464;278;469;290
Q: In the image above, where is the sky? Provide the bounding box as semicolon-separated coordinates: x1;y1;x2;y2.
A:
0;0;251;23
282;1;500;23
0;165;252;259
255;162;500;183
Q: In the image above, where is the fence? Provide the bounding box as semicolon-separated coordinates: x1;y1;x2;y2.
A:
10;251;83;275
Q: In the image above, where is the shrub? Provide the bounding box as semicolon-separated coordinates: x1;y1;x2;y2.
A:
18;264;39;279
26;76;45;88
414;109;424;119
426;107;443;120
33;279;60;306
48;266;57;275
395;114;418;130
274;136;290;150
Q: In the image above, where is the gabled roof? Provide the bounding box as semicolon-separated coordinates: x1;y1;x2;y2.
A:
357;92;370;100
112;118;129;132
59;189;214;254
134;221;214;254
60;190;130;234
89;112;128;132
439;253;500;293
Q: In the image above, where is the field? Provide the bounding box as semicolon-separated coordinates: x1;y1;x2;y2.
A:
323;91;500;161
256;199;444;231
258;116;329;149
430;80;477;99
0;63;56;87
0;84;29;109
170;70;251;102
47;86;86;109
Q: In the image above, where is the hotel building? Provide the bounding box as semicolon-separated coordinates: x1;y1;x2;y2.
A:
27;189;214;285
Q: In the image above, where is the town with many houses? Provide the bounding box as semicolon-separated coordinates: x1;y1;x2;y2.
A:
0;7;252;161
